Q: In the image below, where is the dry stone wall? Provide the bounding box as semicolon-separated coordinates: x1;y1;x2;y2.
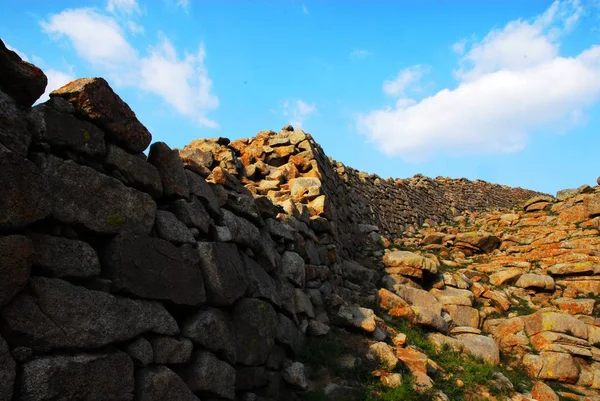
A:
0;37;541;401
179;127;541;263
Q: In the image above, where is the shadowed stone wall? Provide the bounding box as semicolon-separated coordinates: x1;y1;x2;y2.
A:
0;38;541;401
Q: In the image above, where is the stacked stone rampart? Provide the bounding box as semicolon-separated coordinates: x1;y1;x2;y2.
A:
0;38;542;401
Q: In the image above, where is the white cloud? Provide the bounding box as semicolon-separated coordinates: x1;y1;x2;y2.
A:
140;35;219;127
302;4;309;15
41;8;138;82
128;21;144;35
284;100;317;128
382;65;429;97
106;0;140;14
357;0;600;162
451;39;466;55
350;49;371;60
40;7;219;128
177;0;190;10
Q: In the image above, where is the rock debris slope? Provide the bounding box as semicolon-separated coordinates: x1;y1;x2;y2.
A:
0;35;580;401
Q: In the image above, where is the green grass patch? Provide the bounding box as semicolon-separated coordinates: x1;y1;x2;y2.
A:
509;296;536;316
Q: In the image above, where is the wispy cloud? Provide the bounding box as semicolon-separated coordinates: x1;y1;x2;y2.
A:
128;21;144;35
357;0;600;162
382;65;429;97
350;49;371;60
283;99;317;128
302;4;309;15
451;39;467;55
106;0;140;15
177;0;190;11
41;5;219;128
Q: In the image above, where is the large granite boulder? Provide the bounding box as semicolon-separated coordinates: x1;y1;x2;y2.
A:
0;148;51;230
38;154;156;234
19;351;134;401
196;242;247;305
50;77;152;152
148;142;189;199
135;365;199;401
30;103;106;157
30;233;100;278
234;298;278;366
104;143;163;199
0;334;15;401
0;235;32;307
181;351;236;400
103;231;206;305
181;308;237;364
0;39;47;107
2;277;178;350
0;89;31;156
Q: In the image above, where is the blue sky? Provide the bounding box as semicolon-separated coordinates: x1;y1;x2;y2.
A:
1;0;600;194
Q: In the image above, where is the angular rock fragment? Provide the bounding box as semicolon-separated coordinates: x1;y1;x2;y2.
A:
104;143;163;198
154;210;195;244
148;142;189;199
0;39;47;107
181;307;237;364
51;77;152;152
181;351;236;400
196;242;247;305
150;336;193;364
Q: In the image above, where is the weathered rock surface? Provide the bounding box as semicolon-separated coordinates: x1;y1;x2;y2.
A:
181;308;237;364
135;365;200;401
181;351;236;400
196;242;247;305
31;104;106;157
51;77;151;152
0;150;51;229
148;142;189;199
234;298;278;366
30;233;100;278
39;155;156;234
104;232;206;305
0;235;33;306
0;89;32;156
19;351;134;401
0;334;15;401
0;39;47;107
2;277;178;350
105;143;163;198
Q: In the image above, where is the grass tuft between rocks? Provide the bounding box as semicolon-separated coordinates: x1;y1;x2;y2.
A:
300;317;532;401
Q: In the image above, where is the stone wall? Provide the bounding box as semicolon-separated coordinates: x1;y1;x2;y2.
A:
0;40;345;401
178;128;542;263
0;37;541;401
